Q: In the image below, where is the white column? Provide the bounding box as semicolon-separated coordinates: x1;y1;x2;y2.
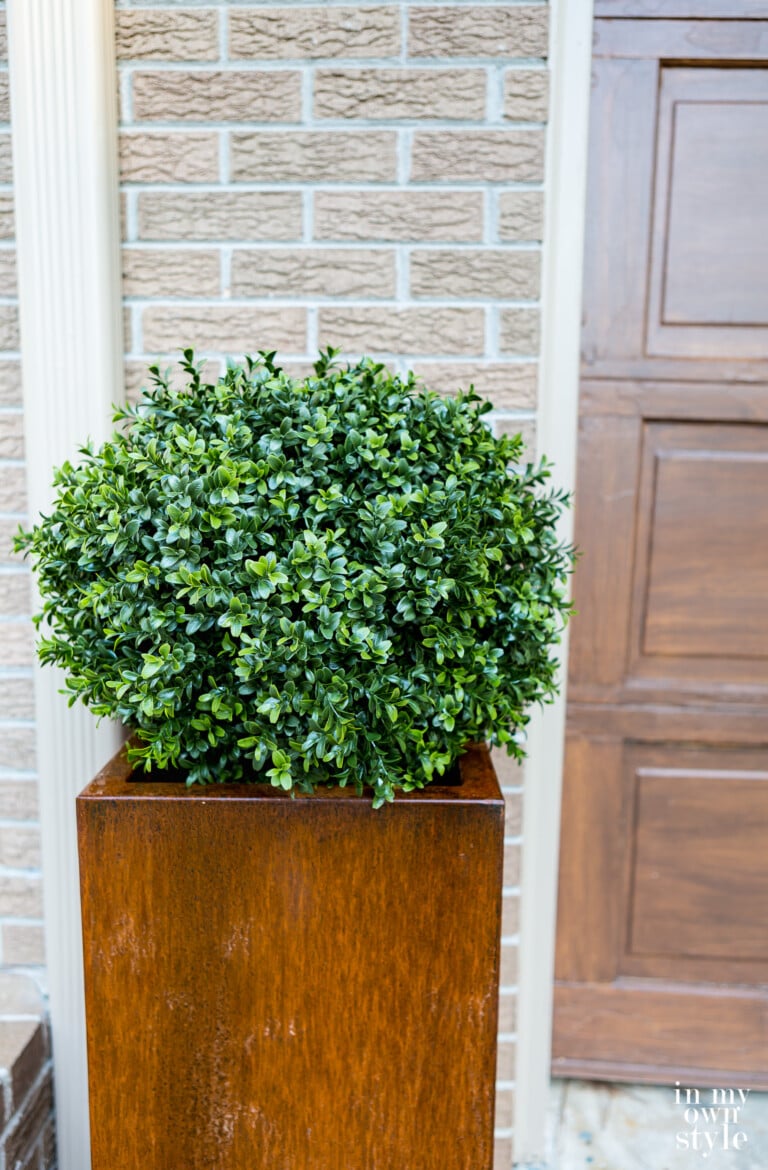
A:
6;4;124;1168
513;0;594;1163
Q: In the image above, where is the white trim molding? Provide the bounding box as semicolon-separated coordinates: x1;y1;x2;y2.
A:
514;0;594;1163
7;3;125;1168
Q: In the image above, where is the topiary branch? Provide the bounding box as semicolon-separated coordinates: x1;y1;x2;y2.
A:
15;351;574;806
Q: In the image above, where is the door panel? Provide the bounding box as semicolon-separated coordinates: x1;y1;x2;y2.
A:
630;422;768;681
595;1;768;15
594;19;768;61
554;9;768;1086
554;986;768;1088
648;70;768;356
627;753;768;964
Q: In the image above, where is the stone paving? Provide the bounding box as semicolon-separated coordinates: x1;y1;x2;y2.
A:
540;1079;768;1170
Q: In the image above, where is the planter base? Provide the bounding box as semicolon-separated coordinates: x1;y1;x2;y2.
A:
77;744;504;1170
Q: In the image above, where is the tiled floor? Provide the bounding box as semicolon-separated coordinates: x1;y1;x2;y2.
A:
541;1079;768;1169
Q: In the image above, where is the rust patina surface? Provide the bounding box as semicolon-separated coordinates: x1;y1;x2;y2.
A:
77;742;504;1170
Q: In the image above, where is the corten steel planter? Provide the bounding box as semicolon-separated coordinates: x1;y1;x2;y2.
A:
77;741;504;1170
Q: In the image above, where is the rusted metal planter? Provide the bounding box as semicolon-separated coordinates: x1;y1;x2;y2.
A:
77;742;504;1170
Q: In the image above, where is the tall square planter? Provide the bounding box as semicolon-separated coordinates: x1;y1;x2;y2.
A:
77;741;504;1170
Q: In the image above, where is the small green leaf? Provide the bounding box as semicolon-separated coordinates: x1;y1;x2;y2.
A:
15;348;573;801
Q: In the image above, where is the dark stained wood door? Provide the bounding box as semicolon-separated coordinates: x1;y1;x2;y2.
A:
553;5;768;1087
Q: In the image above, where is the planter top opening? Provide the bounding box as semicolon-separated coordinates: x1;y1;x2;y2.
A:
80;740;501;806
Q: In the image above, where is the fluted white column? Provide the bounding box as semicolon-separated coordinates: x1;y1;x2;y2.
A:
513;0;594;1163
7;3;124;1167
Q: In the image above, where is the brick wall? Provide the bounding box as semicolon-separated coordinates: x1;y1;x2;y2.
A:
0;2;46;971
117;3;547;1159
0;973;55;1169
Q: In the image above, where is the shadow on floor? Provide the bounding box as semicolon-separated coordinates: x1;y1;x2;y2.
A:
542;1079;768;1169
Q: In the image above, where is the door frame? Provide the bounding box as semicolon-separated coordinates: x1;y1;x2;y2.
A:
514;0;594;1161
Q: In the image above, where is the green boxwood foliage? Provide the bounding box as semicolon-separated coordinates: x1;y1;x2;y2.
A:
16;349;573;806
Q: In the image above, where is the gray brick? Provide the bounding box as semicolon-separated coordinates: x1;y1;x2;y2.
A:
498;191;544;242
0;135;11;184
139;191;302;242
504;68;549;121
0;191;14;240
0;413;23;459
410;249;540;300
0;570;30;616
499;943;518;987
411;130;544;182
0;780;38;821
0;621;33;666
502;893;519;937
122;305;134;353
0;876;42;918
230;131;397;183
0;977;44;1027
132;69;302;123
410;361;537;409
498;1043;515;1076
318;306;485;356
409;5;548;58
230;7;400;60
0;826;40;870
0;725;35;772
122;248;220;298
119;132;220;184
494;1137;514;1170
231;247;396;299
0;246;15;295
0;466;26;513
0;359;20;405
495;1088;516;1130
504;840;521;885
314;191;483;243
314;68;486;121
2;925;45;967
0;304;19;350
498;991;517;1034
500;307;540;355
142;305;307;356
115;10;218;61
0;675;35;719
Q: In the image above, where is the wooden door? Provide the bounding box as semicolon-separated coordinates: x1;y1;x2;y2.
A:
553;4;768;1088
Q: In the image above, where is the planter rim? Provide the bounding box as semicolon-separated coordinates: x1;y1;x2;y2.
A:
78;740;502;806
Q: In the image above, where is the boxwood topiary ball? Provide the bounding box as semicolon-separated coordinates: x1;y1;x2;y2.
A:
16;349;573;806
